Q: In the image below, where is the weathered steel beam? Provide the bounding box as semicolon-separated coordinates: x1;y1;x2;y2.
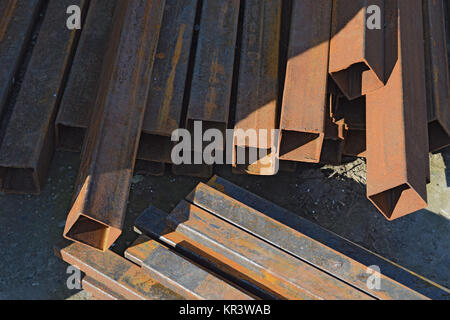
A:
0;0;43;117
232;0;281;175
329;0;385;100
82;276;127;300
186;0;240;142
423;0;450;152
167;201;373;300
55;0;118;152
134;206;281;299
206;176;450;299
278;0;332;164
188;182;430;300
0;0;88;194
125;236;253;300
137;0;199;164
134;160;165;177
55;240;184;300
333;96;366;131
63;0;165;251
366;0;429;221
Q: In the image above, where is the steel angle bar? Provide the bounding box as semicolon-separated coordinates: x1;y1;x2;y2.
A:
167;201;373;300
278;0;332;164
134;206;279;299
232;0;281;176
329;0;385;100
423;0;450;152
125;236;253;300
185;0;240;142
138;0;199;164
55;240;184;300
0;0;43;117
206;176;450;299
0;0;88;194
366;0;429;221
187;182;430;300
82;276;127;301
63;0;165;251
55;0;118;152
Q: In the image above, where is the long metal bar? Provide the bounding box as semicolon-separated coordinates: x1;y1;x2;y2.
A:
55;240;184;300
278;0;332;164
232;0;281;175
185;0;240;140
0;0;88;194
63;0;165;251
206;175;449;299
423;0;450;152
187;182;430;300
134;206;281;299
82;276;127;300
137;0;199;164
329;0;385;100
55;0;117;152
167;201;373;300
0;0;43;117
366;0;429;221
125;236;253;300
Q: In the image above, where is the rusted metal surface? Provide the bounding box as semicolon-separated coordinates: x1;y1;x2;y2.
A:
167;200;373;300
333;96;366;131
207;175;450;299
232;0;281;175
423;0;450;152
0;0;42;117
137;0;198;164
278;0;332;164
82;276;127;300
134;206;280;299
329;0;385;100
0;0;87;194
63;0;165;251
186;0;240;139
55;240;184;300
188;182;431;300
55;0;117;152
366;0;429;221
126;236;253;300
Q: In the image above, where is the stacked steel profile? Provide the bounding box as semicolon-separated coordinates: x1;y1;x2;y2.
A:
0;1;449;249
55;175;450;300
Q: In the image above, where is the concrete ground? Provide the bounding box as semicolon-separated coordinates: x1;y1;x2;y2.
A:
0;148;449;300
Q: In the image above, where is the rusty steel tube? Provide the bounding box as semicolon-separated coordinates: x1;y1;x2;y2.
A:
366;0;429;221
63;0;165;251
278;0;332;164
329;0;385;100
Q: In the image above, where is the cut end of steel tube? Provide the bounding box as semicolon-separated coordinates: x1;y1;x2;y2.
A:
368;184;427;221
0;166;41;195
279;130;324;163
330;62;385;101
64;213;122;252
233;146;278;176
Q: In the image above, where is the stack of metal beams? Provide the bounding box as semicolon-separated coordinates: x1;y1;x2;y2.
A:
56;176;449;300
0;0;449;231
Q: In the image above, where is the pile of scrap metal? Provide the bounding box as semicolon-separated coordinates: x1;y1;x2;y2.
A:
0;0;449;223
55;175;450;300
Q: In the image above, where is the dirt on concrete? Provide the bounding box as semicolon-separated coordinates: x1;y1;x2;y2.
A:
0;148;449;299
